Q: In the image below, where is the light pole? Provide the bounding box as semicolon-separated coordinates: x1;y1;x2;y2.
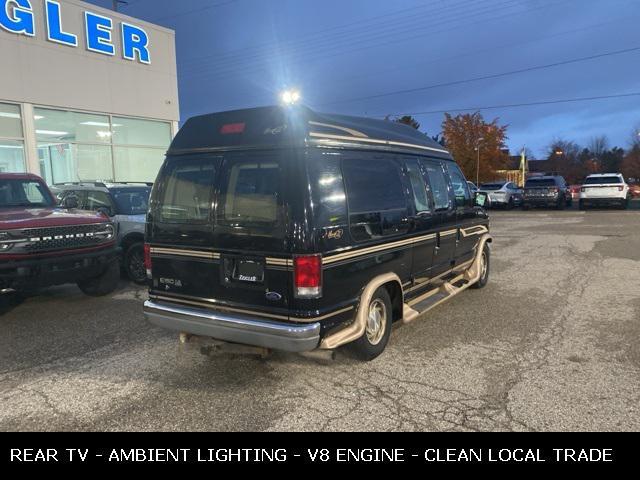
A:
475;137;484;186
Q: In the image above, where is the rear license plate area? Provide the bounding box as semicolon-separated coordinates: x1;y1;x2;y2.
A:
222;256;265;287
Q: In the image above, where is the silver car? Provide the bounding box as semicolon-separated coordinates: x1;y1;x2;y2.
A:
55;182;151;284
479;181;523;209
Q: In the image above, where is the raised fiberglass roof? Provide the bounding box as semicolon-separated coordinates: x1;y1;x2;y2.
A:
168;105;452;159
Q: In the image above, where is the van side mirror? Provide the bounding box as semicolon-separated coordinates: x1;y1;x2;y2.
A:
474;192;488;208
63;195;79;209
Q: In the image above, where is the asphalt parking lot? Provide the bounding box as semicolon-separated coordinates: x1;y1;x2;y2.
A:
1;204;639;432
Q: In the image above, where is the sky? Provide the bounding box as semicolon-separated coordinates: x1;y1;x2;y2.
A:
87;0;640;158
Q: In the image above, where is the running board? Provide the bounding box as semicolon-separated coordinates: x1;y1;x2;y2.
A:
320;234;491;350
402;274;471;324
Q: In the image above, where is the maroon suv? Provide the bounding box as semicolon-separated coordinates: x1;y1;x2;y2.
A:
0;173;119;298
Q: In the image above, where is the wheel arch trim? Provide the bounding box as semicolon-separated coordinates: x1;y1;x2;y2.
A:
319;273;402;350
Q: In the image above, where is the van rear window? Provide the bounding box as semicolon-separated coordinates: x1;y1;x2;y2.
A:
584;176;622;185
525;179;556;187
158;156;219;223
219;159;282;225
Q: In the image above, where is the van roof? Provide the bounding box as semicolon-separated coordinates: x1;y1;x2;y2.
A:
168;105;452;159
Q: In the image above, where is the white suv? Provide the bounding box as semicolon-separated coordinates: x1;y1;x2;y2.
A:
579;173;630;210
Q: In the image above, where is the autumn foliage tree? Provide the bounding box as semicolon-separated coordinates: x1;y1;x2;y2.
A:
441;112;509;183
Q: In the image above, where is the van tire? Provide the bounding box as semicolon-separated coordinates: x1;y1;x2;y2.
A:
471;243;490;289
349;287;393;361
77;260;120;297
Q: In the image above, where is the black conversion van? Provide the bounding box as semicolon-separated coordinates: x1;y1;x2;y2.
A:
143;106;491;360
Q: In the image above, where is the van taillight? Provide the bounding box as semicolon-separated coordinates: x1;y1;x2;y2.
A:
144;244;152;278
294;255;322;298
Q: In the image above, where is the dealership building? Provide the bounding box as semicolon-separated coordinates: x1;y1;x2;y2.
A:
0;0;179;185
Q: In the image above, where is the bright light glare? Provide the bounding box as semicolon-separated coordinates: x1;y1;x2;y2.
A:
281;89;301;105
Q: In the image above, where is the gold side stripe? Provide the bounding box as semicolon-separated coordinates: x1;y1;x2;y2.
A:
324;233;437;265
151;294;353;323
440;230;458;237
150;248;219;260
309;132;450;154
150;249;290;267
266;258;291;267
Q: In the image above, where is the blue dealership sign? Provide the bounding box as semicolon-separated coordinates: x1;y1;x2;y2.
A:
0;0;151;64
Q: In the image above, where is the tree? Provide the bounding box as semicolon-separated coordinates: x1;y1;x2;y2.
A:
431;133;446;147
386;115;421;130
441;112;509;183
629;125;640;150
600;147;625;173
621;145;640;181
546;139;583;182
588;135;610;159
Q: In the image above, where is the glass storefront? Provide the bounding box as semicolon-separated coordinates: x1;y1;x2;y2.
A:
34;107;171;185
0;103;26;173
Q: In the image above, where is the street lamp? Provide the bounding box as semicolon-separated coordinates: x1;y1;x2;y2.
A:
475;137;485;186
280;89;301;105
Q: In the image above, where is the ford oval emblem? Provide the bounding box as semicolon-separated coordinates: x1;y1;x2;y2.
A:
265;291;283;302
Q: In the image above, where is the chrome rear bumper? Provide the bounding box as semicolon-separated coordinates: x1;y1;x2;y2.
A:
144;300;321;353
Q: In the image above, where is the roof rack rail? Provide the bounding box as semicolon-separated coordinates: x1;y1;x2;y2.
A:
53;181;107;187
115;182;154;186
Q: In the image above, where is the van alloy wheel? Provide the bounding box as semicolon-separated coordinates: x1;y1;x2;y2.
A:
471;243;490;289
349;287;393;361
366;299;387;346
480;251;488;280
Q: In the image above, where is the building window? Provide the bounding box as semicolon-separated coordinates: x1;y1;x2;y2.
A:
34;108;171;185
112;117;171;182
0;103;26;173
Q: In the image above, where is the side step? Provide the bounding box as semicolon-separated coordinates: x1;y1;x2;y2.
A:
402;274;472;324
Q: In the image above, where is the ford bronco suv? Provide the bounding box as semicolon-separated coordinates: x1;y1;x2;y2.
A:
143;106;491;360
0;173;119;298
55;182;152;283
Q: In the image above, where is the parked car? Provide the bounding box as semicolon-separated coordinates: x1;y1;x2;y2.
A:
627;183;640;198
568;184;582;201
522;175;571;209
56;182;152;283
478;181;523;209
143;106;492;361
579;173;630;209
0;173;119;299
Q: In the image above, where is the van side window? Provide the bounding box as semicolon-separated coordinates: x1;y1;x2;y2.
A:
405;159;431;213
308;154;347;228
446;162;471;207
342;157;409;242
421;160;451;210
159;156;219;223
219;159;282;225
